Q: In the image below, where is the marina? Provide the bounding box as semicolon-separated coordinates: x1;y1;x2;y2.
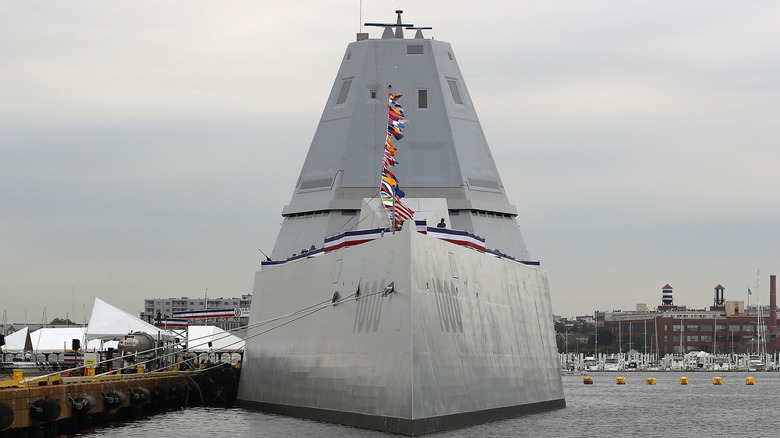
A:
561;351;780;373
56;371;780;438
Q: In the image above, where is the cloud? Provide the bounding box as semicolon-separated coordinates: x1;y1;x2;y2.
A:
2;2;780;323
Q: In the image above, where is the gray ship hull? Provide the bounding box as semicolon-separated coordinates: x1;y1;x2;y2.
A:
236;225;565;435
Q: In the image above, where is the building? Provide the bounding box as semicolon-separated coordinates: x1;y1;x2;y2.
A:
141;294;252;333
597;276;779;355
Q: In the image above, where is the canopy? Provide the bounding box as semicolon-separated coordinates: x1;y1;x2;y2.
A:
3;327;30;352
187;325;244;352
86;297;174;341
29;327;87;352
86;339;119;351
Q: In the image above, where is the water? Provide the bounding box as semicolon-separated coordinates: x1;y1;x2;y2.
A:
85;372;780;437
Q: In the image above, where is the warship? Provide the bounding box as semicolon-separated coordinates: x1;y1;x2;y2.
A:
235;11;565;435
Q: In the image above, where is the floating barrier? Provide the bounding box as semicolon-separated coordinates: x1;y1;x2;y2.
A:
71;395;97;416
0;402;14;430
616;377;626;385
130;388;151;406
646;377;656;385
583;376;593;385
746;377;755;385
30;398;61;423
680;377;688;385
103;390;126;410
713;377;722;385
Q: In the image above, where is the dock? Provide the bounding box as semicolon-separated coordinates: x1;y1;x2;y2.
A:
0;365;239;437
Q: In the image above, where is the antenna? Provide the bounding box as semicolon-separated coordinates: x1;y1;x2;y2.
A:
364;9;414;39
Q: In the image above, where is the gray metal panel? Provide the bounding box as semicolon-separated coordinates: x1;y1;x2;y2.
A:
237;226;563;429
454;212;531;260
272;34;531;260
243;20;562;434
240;230;414;419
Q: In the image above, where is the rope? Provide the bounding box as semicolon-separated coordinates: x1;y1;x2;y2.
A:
336;190;382;233
20;285;393;382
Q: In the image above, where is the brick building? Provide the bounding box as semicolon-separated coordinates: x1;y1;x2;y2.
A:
598;276;779;355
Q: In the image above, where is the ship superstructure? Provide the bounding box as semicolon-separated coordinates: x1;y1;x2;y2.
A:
268;11;530;261
236;11;565;435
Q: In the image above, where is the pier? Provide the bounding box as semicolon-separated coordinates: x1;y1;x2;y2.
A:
0;365;239;437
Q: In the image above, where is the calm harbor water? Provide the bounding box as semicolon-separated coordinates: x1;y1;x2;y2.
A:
86;371;780;437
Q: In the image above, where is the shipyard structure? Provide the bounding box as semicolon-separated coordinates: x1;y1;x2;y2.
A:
236;11;564;436
597;275;779;356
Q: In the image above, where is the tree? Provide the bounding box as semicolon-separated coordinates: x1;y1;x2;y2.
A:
50;317;76;326
588;330;613;348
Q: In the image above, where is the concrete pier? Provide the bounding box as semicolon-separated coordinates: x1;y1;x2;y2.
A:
1;367;236;436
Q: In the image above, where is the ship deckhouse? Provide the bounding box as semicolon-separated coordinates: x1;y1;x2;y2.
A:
272;11;530;261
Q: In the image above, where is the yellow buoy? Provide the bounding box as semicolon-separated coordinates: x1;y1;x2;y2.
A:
746;377;755;385
137;365;145;374
646;377;656;385
616;377;626;385
583;376;594;385
713;376;722;385
680;376;688;385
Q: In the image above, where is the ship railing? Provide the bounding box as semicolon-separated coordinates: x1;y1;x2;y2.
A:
261;220;540;269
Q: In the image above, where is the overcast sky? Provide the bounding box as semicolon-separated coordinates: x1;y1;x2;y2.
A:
2;1;779;325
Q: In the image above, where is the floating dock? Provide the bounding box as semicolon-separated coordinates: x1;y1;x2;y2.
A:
1;365;239;437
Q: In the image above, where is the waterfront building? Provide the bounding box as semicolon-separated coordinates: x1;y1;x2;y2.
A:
141;294;252;334
597;276;779;355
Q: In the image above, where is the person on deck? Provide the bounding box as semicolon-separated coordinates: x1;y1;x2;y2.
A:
437;218;447;228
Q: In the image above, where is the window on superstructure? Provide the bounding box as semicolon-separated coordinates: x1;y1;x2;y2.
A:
407;44;424;55
447;79;463;104
336;78;353;105
418;89;428;109
370;89;377;99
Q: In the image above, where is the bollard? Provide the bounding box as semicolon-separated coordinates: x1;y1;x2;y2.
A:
137;366;145;374
583;376;594;385
680;377;688;385
713;376;722;385
746;377;755;385
646;377;656;385
616;377;626;385
12;369;23;381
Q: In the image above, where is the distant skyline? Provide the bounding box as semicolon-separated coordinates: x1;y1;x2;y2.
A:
2;2;779;324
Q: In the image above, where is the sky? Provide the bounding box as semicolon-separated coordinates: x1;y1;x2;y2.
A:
2;1;780;325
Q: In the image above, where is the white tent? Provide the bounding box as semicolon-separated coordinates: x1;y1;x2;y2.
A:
3;327;29;352
187;326;244;352
86;297;174;341
29;327;87;352
86;339;118;351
